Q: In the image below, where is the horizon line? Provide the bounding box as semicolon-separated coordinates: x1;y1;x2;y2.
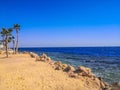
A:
18;46;120;48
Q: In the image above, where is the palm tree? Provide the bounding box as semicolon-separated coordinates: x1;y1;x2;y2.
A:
13;24;20;54
0;28;6;49
8;36;15;54
0;28;13;57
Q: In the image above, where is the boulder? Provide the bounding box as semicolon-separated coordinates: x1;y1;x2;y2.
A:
54;62;75;72
49;61;56;68
54;61;62;66
55;66;62;70
79;66;91;73
35;56;41;61
46;57;51;62
75;66;95;77
41;53;47;59
94;78;111;90
29;52;39;58
112;82;120;87
62;64;68;70
40;57;46;62
111;82;120;90
68;72;78;78
86;67;91;73
100;81;106;89
22;51;29;54
54;61;63;70
64;65;75;72
39;53;52;62
94;78;101;88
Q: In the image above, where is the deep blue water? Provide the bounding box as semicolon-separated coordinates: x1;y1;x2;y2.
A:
19;47;120;83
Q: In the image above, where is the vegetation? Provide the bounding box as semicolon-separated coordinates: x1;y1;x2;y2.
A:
14;24;20;54
8;36;15;54
0;24;20;57
0;28;13;57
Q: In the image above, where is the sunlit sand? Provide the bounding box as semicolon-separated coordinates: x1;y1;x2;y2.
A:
0;53;106;90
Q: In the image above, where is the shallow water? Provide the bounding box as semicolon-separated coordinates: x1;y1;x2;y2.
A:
19;47;120;83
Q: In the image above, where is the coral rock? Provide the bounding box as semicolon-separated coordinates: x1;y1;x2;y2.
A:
46;57;51;62
62;64;68;70
41;53;47;59
75;66;95;77
69;73;78;78
29;52;39;58
36;56;41;61
54;61;63;70
40;57;46;61
64;65;75;72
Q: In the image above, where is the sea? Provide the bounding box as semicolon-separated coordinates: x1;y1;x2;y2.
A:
19;47;120;84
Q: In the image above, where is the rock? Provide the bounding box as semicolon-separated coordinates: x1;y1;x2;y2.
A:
80;66;91;74
64;65;75;72
103;88;111;90
100;81;106;89
98;77;102;81
40;57;46;62
37;53;52;62
112;82;120;87
75;66;88;74
69;72;78;78
54;61;63;67
62;64;68;70
89;73;95;78
104;82;110;87
86;67;92;73
54;62;75;72
54;61;63;70
97;77;111;90
22;51;29;54
111;82;120;90
55;66;62;70
41;53;47;59
46;57;51;62
117;82;120;86
49;61;56;68
35;56;41;61
78;73;83;76
94;77;111;90
29;52;39;58
94;78;101;88
39;53;52;62
75;66;95;77
75;66;85;72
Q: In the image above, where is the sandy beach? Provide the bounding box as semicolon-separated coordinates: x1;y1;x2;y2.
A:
0;53;109;90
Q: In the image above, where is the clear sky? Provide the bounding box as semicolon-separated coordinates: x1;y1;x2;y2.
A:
0;0;120;47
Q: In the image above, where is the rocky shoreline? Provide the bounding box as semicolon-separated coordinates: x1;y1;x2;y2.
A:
22;51;120;90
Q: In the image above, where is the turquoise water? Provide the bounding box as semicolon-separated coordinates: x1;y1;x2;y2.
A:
19;47;120;83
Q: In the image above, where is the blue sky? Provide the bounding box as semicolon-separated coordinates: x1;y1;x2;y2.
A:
0;0;120;47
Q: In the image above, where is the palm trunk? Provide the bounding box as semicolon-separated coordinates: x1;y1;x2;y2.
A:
2;36;5;50
15;30;18;54
5;36;8;58
13;40;15;54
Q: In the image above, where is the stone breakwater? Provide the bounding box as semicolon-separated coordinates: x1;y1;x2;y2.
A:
23;51;119;90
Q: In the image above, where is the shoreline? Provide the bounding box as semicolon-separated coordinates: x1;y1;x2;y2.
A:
24;51;111;89
27;51;120;90
0;51;119;90
19;47;120;84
